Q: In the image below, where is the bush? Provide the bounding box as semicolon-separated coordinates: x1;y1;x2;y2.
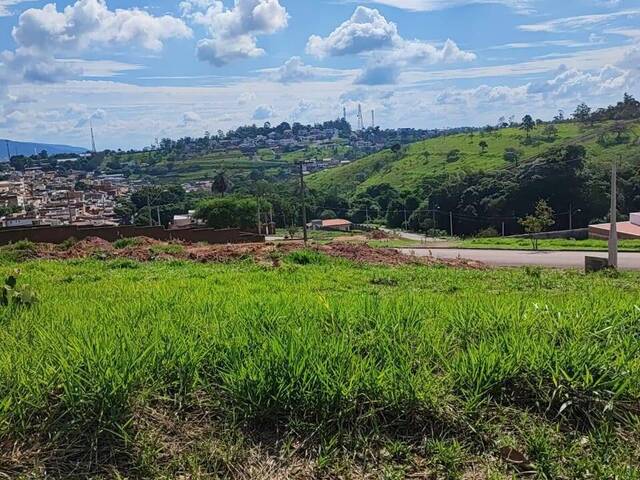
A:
286;249;327;265
446;149;461;163
477;227;499;238
503;147;520;164
113;238;141;249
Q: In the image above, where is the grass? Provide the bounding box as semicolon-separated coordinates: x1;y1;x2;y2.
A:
458;237;640;252
1;257;640;477
308;120;640;195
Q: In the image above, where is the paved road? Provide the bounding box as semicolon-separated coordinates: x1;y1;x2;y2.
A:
399;248;640;270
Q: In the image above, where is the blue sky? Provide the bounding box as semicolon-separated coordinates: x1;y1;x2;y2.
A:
0;0;639;149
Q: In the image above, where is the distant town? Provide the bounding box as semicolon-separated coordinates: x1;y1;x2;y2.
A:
0;116;471;229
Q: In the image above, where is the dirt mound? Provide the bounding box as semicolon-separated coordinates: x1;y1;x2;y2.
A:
22;238;484;269
367;229;391;240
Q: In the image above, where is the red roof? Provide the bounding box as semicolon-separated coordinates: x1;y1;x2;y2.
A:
322;219;352;227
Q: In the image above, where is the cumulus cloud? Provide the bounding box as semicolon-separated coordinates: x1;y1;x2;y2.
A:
307;6;474;85
0;0;191;104
307;6;398;58
527;64;629;97
252;104;274;120
265;56;350;83
12;0;192;52
183;0;289;66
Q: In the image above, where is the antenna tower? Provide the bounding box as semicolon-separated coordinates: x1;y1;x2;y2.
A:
90;120;97;153
357;104;364;130
343;107;347;121
5;140;10;161
371;110;375;128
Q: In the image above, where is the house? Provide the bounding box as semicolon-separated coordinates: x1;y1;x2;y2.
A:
309;219;353;232
589;212;640;239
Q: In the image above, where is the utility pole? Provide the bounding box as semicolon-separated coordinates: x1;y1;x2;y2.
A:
608;158;618;268
449;211;454;237
156;206;161;227
297;162;308;245
502;221;505;237
569;203;573;231
147;192;153;226
257;197;262;235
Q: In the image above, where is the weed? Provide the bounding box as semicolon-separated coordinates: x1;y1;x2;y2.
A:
286;249;327;265
113;237;142;249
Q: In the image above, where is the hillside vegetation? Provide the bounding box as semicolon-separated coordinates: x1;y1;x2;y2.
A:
308;120;640;196
1;257;640;477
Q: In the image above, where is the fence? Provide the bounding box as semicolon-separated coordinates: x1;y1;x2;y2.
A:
0;225;264;246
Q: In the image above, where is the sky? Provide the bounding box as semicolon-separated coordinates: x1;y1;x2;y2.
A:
0;0;639;149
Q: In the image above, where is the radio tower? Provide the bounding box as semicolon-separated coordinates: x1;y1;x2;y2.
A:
371;109;375;128
357;104;364;130
343;106;347;121
90;120;97;153
5;140;10;161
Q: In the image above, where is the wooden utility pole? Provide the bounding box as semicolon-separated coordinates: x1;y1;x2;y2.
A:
297;162;308;245
449;212;454;237
147;193;153;226
608;158;618;268
257;197;262;235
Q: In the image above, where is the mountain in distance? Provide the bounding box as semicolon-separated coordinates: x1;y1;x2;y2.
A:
0;139;88;161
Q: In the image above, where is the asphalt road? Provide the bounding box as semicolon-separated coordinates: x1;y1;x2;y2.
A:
400;248;640;270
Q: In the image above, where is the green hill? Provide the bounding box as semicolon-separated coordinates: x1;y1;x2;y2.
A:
308;121;640;196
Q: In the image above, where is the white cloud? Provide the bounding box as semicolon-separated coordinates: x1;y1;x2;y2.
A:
252;104;275;120
262;56;352;83
528;64;630;98
0;0;28;16
520;8;640;32
183;0;289;66
307;6;398;58
12;0;192;52
307;6;474;85
0;0;189;100
354;0;533;13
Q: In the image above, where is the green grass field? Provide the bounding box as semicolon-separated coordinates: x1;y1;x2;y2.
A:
1;256;640;478
458;237;640;252
308;121;640;195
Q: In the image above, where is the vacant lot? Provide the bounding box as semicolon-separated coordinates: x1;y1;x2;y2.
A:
1;256;639;478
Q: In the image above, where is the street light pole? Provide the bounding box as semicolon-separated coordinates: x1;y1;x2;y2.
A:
608;158;618;268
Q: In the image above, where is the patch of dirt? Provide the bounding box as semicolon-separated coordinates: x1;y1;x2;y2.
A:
21;237;484;269
367;229;391;240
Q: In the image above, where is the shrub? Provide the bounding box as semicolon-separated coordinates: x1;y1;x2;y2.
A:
113;238;141;249
446;149;461;163
477;227;499;238
286;249;327;265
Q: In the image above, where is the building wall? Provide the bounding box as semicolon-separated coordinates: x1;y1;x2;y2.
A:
0;225;264;245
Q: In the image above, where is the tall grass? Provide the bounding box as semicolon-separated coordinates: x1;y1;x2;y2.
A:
1;258;639;476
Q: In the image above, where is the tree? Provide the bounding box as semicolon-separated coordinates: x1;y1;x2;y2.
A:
212;171;230;197
479;140;488;153
573;103;592;124
503;147;520;165
543;124;558;141
611;122;627;142
519;199;555;250
195;196;270;230
320;209;337;220
520;115;535;140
